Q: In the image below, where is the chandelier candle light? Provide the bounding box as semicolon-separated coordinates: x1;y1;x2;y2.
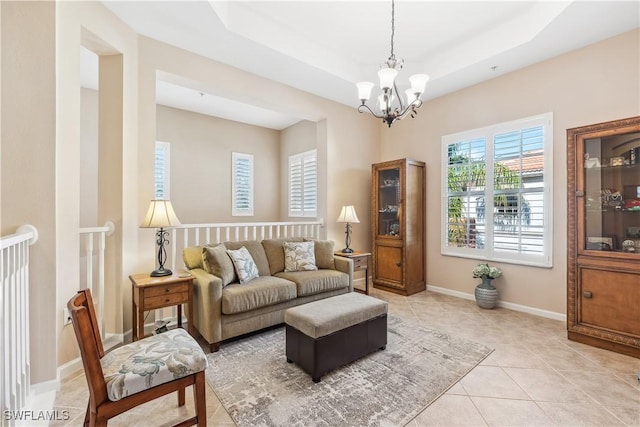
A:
356;0;429;127
337;205;360;253
141;200;182;277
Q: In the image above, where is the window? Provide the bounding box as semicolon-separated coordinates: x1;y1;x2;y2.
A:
288;149;317;217
232;152;254;216
441;113;553;267
154;141;170;200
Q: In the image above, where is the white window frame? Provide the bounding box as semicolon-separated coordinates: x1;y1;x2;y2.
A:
232;152;254;216
441;112;553;267
154;141;170;200
288;149;317;217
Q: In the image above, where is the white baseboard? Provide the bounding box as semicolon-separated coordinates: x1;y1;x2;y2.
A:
426;284;566;322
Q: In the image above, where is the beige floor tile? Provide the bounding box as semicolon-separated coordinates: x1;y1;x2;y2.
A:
460;366;530;400
412;394;488;426
481;344;548;369
603;405;640;426
445;381;467;395
504;368;591;403
471;396;555;426
524;343;606;373
557;371;640;409
536;401;626;426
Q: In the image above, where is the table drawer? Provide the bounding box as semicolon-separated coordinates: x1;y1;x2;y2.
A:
144;292;189;310
353;257;369;270
144;283;189;298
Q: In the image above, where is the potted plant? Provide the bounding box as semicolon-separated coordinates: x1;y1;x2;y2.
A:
472;263;502;309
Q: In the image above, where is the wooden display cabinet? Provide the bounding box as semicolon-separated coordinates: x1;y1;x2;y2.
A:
371;159;425;296
567;116;640;358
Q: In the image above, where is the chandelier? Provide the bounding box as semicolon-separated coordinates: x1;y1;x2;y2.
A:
356;0;429;128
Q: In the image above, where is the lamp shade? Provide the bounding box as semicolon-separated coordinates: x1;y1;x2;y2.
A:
356;81;375;101
378;67;398;90
409;73;430;95
337;205;360;224
140;200;182;228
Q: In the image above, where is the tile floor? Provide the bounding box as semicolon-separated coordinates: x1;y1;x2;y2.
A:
51;289;640;426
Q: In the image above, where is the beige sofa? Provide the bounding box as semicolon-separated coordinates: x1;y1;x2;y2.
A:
182;238;353;352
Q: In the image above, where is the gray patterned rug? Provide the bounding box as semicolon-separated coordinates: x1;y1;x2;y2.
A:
205;315;492;427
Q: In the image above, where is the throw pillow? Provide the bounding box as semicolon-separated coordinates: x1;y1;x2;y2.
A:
304;238;336;270
202;244;237;286
283;241;318;272
226;246;260;284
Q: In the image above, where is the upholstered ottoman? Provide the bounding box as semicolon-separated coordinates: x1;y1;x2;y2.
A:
284;292;388;382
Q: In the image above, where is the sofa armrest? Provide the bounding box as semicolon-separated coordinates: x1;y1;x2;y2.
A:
190;268;223;346
333;256;354;292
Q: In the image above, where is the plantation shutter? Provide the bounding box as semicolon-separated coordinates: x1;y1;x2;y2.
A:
154;141;170;200
232;152;254;216
289;150;317;217
441;113;552;267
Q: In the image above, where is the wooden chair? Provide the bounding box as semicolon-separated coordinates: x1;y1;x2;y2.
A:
67;289;207;426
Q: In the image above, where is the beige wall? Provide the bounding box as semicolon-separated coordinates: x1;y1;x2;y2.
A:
379;29;640;315
156;105;281;223
1;1;57;384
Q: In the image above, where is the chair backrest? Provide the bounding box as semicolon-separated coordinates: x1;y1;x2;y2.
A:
67;289;109;405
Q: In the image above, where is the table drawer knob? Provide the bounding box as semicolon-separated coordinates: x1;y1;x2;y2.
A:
165;288;170;293
583;291;592;299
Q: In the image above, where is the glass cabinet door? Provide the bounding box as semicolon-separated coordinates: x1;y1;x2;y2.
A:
583;132;640;255
377;167;401;237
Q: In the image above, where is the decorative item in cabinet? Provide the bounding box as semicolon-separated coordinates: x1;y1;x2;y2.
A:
371;158;425;296
567;115;640;358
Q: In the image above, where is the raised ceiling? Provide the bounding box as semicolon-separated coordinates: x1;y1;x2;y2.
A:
95;1;640;129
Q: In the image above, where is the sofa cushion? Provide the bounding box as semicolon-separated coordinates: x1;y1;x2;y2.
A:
224;240;271;277
222;276;297;314
202;244;236;286
183;246;204;270
275;269;349;297
284;241;317;272
304;239;336;270
226;246;260;284
262;238;304;275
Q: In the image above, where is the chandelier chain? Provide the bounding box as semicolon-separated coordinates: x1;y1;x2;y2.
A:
390;0;395;60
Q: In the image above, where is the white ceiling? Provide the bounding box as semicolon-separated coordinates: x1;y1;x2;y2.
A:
83;1;640;130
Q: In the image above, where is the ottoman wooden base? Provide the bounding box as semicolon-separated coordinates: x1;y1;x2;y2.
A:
286;313;387;382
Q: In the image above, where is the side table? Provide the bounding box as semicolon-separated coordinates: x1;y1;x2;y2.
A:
130;271;194;341
334;251;371;295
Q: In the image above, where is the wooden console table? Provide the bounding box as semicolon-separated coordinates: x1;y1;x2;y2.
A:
334;251;371;295
130;271;194;341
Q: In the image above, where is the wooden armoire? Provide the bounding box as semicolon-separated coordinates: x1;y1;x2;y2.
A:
567;116;640;358
371;158;425;296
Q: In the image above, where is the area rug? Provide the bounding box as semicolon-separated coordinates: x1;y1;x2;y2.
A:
205;315;492;427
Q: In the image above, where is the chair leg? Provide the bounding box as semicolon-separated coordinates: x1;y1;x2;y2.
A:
178;386;185;407
83;404;90;427
194;371;207;426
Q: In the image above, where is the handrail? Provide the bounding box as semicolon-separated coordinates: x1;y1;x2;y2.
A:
0;224;38;250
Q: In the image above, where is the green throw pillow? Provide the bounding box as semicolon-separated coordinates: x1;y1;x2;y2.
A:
202;244;237;286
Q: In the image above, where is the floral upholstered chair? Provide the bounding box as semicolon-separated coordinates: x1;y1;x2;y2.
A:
67;289;208;426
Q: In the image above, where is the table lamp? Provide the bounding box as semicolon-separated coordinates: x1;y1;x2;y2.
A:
140;200;181;277
337;205;360;253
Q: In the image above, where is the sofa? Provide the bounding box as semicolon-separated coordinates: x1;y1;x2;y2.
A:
182;238;354;352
